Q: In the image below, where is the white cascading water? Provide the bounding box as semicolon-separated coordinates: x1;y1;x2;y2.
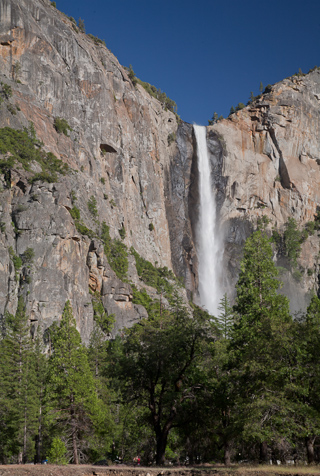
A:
194;124;222;316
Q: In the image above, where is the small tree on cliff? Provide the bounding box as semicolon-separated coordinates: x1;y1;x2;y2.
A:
113;303;210;464
46;301;105;464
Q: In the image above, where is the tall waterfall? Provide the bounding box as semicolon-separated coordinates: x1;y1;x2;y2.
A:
194;125;222;316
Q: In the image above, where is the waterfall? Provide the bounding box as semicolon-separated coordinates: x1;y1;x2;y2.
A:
194;124;222;316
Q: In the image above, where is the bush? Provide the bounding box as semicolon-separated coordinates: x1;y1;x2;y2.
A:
50;1;56;7
119;225;126;240
48;437;68;465
1;82;12;100
75;220;96;239
22;247;35;264
69;206;80;220
87;34;106;46
101;222;128;280
149;223;154;231
88;196;98;217
54;117;72;136
130;247;179;299
167;132;176;146
0;126;69;183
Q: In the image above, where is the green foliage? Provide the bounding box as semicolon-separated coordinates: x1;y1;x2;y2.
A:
69;206;80;220
235;102;245;111
231;230;293;448
112;305;210;464
78;18;86;33
88;196;98;217
135;76;178;115
7;104;17;115
305;220;316;235
208;112;219;125
229;105;235;115
51;1;56;7
22;247;35;265
167;132;176;146
148;222;154;231
0;126;69;183
100;177;105;184
53;117;72;136
283;217;306;267
131;285;153;313
47;301;106;464
0;298;40;463
48;437;68;465
8;246;22;278
0;82;13;100
214;294;234;339
101;222;128;280
109;198;116;207
127;65;137;87
130;247;179;299
74;220;96;239
118;225;126;240
87;33;106;46
91;291;115;334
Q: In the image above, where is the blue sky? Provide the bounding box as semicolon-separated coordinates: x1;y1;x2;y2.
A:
56;0;320;125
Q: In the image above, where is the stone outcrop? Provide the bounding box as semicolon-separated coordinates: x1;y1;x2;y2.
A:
0;0;320;338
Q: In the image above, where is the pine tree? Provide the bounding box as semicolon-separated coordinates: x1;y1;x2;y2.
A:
230;230;293;456
0;298;39;463
46;301;105;464
216;293;234;339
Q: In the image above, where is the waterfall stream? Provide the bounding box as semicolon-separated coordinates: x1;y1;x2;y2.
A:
194;125;222;316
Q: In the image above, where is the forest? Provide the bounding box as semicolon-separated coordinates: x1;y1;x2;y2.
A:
0;223;320;466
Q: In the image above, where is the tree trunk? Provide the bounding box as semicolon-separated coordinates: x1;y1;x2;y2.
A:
306;436;315;464
72;428;78;464
260;441;268;464
224;440;231;465
156;432;168;465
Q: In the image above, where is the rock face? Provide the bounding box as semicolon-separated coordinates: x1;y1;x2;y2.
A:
0;0;320;339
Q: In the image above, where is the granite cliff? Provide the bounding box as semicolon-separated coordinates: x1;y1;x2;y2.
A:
0;0;319;339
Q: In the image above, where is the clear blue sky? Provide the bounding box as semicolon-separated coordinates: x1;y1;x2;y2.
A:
56;0;320;125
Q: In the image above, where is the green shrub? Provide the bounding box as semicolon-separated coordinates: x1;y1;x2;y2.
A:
1;82;13;100
305;221;316;235
91;291;115;333
283;217;306;267
75;220;96;239
88;196;98;217
167;132;176;146
131;285;153;312
22;247;35;264
0;126;69;183
119;225;126;240
7;104;17;115
48;437;68;465
69;206;80;220
109;198;116;207
148;223;154;231
101;221;128;280
53;117;72;136
9;246;22;279
100;177;105;184
78;18;85;33
307;268;314;276
0;221;5;233
130;247;179;299
87;34;106;46
50;1;56;7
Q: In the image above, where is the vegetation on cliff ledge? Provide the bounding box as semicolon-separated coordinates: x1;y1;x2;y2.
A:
0;125;69;184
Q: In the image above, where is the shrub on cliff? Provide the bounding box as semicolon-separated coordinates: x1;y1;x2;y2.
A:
53;117;72;136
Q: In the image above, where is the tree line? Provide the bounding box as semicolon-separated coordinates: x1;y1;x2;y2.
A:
1;226;320;465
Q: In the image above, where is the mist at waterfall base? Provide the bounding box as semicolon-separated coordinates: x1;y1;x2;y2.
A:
194;125;223;317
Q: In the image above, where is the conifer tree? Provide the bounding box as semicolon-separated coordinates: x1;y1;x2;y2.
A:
46;301;105;464
0;298;38;463
216;293;234;339
230;230;293;457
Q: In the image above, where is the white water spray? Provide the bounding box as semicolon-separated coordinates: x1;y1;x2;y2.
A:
194;125;222;316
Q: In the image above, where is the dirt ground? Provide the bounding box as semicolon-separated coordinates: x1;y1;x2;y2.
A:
0;465;320;476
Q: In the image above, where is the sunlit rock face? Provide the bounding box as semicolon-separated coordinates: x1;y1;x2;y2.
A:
0;0;320;338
